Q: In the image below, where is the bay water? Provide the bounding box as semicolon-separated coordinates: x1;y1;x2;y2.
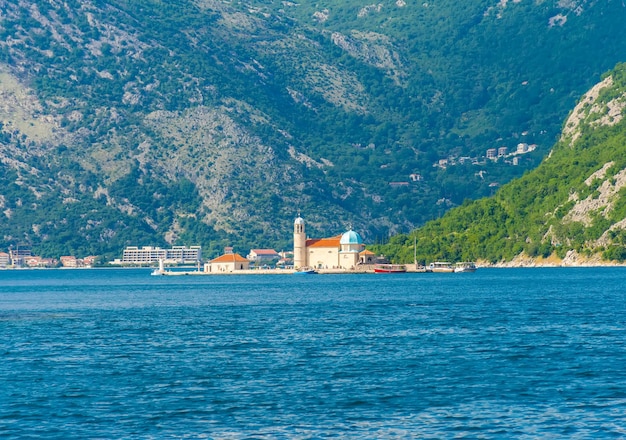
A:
1;268;626;438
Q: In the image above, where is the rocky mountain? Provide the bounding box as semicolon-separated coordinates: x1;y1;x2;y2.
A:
374;63;626;265
1;0;626;259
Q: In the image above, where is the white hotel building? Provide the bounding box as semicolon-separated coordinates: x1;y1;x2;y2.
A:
121;246;202;265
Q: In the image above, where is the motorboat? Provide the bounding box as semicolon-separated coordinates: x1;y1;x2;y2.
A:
374;264;407;273
294;267;318;274
454;262;477;273
428;262;454;273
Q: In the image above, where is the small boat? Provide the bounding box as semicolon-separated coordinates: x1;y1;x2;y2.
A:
454;262;477;273
428;262;454;273
294;267;318;274
374;264;407;273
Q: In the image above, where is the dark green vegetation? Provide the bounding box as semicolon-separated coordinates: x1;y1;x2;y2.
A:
1;0;625;260
372;63;626;264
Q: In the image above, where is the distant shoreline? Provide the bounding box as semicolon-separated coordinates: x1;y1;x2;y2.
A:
3;261;625;272
479;251;626;268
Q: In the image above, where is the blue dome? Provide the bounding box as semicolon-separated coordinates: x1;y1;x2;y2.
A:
340;230;363;245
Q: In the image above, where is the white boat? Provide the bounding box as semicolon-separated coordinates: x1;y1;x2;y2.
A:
294;267;318;275
454;262;477;273
428;262;454;273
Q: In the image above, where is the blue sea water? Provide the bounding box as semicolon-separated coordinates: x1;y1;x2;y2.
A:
1;267;626;438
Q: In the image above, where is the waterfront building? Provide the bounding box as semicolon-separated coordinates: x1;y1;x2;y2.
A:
83;256;98;267
8;247;32;267
0;252;10;267
60;256;78;268
204;252;250;273
25;256;43;267
168;246;202;263
293;216;365;270
121;245;202;265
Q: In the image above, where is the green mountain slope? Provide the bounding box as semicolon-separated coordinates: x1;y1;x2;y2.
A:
373;63;626;265
1;0;626;259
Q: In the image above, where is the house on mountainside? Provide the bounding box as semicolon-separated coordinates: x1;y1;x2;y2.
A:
389;181;410;187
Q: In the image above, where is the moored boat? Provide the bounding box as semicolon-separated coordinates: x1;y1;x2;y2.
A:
294;267;318;274
428;262;454;273
454;262;477;273
374;264;407;273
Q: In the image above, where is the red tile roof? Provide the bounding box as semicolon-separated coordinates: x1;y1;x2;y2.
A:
211;253;249;263
251;249;278;255
306;236;341;248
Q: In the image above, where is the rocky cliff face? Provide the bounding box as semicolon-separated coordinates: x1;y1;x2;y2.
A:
375;63;626;265
504;67;626;263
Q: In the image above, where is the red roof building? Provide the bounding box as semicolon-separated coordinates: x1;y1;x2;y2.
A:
205;252;250;273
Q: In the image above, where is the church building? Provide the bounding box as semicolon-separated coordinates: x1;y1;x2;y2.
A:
293;216;365;269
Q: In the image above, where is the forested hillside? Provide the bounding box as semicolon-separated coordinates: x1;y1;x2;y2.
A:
372;63;626;265
1;0;625;259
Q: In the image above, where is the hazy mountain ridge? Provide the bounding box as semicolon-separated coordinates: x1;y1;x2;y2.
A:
1;0;625;259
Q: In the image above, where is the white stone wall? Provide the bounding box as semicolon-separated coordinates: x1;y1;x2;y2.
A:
308;247;339;269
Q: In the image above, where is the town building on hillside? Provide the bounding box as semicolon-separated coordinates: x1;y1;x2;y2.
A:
389;181;410;187
293;216;365;270
204;251;250;273
0;252;9;268
247;249;280;262
121;245;202;265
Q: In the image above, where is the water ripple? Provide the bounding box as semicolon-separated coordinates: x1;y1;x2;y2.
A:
2;268;626;437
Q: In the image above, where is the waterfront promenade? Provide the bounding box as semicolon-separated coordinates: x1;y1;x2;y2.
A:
154;264;427;276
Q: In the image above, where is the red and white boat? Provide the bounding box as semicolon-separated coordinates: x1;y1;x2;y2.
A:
374;264;407;273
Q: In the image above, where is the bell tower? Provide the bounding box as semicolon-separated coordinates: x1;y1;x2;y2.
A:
293;215;306;269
